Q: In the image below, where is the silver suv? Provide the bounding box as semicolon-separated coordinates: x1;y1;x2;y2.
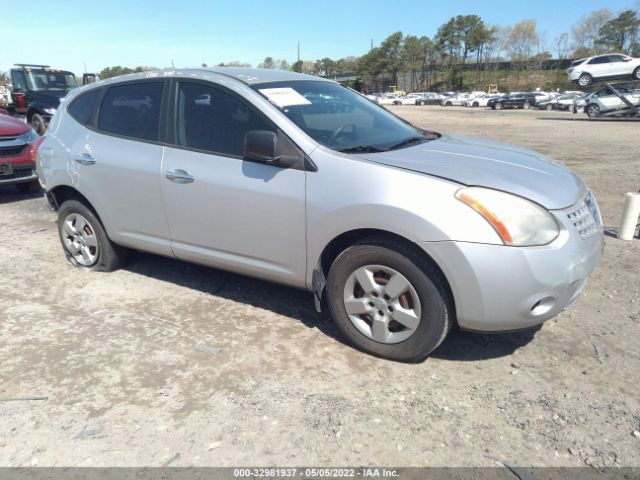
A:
36;68;603;361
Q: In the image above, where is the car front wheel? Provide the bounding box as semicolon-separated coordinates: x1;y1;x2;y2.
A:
57;200;129;271
633;67;640;81
326;237;452;362
494;102;503;110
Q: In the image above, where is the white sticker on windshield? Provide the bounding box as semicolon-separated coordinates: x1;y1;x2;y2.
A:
259;87;311;108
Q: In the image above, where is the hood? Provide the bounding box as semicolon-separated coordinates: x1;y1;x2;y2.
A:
357;134;586;210
29;90;67;108
0;114;30;136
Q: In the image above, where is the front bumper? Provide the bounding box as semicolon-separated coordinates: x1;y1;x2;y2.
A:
0;162;37;186
421;198;603;332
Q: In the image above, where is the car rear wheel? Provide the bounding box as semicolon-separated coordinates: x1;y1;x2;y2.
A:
30;113;47;135
326;237;452;362
586;104;601;118
57;200;129;271
522;101;531;109
546;104;553;110
472;102;479;107
633;67;640;81
445;101;452;106
578;73;593;88
494;102;503;110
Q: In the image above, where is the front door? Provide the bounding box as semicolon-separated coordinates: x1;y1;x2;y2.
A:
162;80;307;287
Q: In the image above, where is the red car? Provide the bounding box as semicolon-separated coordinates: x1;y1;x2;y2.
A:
0;112;43;193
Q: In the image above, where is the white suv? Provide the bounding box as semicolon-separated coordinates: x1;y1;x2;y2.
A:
568;53;640;87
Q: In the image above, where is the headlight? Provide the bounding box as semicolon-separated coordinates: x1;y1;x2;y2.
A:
43;107;57;115
18;129;39;144
455;187;560;246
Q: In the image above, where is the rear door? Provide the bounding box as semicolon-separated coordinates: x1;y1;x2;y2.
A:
161;80;307;287
69;80;172;255
586;56;610;79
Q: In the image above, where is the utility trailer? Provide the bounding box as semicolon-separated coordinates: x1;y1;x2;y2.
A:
585;80;640;119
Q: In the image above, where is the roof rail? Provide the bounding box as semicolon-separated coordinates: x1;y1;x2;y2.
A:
13;64;51;68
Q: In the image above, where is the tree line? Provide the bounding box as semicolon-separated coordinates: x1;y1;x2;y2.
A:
96;5;640;92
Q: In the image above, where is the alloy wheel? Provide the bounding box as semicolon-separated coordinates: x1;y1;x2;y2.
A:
61;213;99;266
343;265;422;344
578;74;591;87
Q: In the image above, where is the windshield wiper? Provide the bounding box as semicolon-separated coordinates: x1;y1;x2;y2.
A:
388;136;426;151
337;145;386;153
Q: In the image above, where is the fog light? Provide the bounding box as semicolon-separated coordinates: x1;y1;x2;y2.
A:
530;296;556;316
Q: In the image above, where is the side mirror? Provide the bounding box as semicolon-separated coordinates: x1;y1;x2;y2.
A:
244;130;278;163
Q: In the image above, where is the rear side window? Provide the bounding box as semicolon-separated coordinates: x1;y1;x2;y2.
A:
98;82;164;141
67;90;101;125
176;82;274;156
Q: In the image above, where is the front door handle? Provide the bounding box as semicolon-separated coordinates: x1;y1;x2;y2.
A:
74;153;96;166
165;169;194;184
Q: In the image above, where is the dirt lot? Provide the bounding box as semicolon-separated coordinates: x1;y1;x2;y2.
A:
0;107;639;469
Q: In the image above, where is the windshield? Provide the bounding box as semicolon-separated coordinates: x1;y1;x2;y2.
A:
253;81;437;153
25;70;78;92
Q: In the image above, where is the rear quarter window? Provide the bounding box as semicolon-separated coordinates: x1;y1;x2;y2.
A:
97;82;164;141
67;89;101;125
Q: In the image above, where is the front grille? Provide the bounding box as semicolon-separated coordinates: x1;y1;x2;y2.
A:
0;145;26;157
566;200;599;239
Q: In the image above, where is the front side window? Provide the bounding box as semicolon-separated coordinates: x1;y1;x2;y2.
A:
253;81;434;152
98;82;164;141
176;82;274;156
68;89;101;125
25;71;77;91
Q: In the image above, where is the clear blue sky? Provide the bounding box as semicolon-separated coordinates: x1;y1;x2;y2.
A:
2;0;635;75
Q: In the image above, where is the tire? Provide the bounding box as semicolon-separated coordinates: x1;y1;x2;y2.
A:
30;113;47;135
522;101;531;110
472;102;479;107
326;236;452;362
15;180;40;193
586;104;600;118
445;101;452;107
546;104;553;111
57;199;129;271
634;67;640;81
494;102;503;110
578;73;592;88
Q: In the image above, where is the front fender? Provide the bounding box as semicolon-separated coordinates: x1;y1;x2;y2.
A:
305;148;501;288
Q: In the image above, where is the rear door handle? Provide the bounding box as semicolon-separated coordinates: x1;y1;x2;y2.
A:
74;153;96;166
165;169;194;184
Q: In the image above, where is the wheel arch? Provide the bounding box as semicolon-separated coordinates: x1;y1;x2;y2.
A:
49;184;103;217
314;228;456;320
48;184;114;239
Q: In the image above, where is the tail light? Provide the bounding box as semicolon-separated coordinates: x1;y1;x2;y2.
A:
13;92;27;109
29;135;46;162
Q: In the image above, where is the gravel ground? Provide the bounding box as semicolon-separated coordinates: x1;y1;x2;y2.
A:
0;107;638;468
